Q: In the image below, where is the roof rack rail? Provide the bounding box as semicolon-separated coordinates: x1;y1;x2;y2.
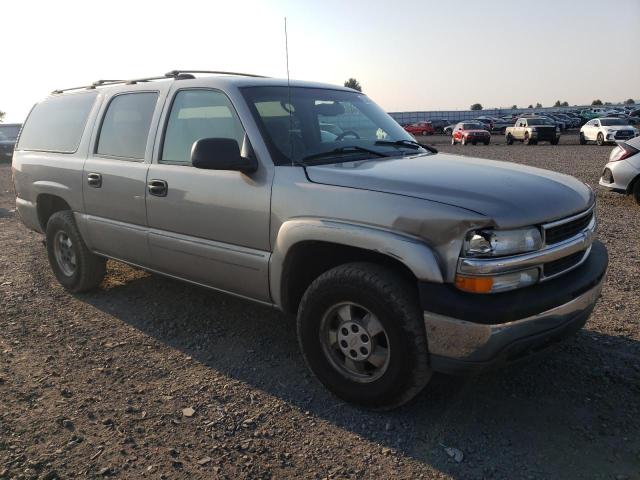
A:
51;69;268;94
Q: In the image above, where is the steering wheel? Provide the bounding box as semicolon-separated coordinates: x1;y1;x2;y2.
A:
334;130;360;141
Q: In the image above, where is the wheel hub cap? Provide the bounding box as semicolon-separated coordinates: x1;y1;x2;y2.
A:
53;231;77;277
320;302;391;383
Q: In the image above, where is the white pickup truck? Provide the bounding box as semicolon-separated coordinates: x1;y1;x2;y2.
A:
505;117;561;145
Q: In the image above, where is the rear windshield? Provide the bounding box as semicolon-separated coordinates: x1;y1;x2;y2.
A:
0;125;21;141
600;118;627;126
18;93;97;153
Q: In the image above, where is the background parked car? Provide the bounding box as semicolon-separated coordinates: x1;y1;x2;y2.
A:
0;124;22;162
451;121;491;145
580;117;639;146
473;117;494;131
599;135;640;204
427;118;450;133
443;123;457;135
404;121;435;136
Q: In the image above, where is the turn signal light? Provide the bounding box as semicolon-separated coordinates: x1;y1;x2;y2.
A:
455;275;494;293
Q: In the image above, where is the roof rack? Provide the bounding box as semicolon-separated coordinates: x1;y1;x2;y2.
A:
51;69;268;94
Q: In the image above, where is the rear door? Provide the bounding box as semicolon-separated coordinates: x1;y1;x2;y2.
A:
145;87;273;302
82;89;165;264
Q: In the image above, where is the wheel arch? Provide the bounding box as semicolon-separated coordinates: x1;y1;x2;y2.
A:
36;193;72;231
270;219;443;314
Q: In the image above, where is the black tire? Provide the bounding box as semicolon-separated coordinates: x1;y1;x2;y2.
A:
471;141;477;145
597;133;605;146
46;210;106;292
633;179;640;205
579;132;587;145
421;130;428;136
297;262;432;410
524;132;532;145
551;137;559;145
484;140;490;145
461;136;467;145
451;136;456;145
506;133;514;145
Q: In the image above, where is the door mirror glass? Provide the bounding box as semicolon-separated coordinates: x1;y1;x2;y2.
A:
191;138;257;173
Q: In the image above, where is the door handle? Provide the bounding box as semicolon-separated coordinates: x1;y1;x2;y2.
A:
148;179;168;197
87;173;102;188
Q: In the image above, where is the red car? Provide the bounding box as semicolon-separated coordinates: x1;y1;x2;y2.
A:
451;121;491;145
404;121;435;136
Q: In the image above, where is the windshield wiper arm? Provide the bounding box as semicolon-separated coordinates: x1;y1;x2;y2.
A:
375;139;438;153
302;146;390;163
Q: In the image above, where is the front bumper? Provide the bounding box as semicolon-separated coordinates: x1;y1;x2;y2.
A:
599;159;639;193
421;240;608;374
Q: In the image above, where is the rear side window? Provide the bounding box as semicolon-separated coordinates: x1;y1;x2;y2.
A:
97;92;158;159
18;93;97;153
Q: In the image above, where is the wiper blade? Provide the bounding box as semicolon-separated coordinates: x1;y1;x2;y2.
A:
375;139;438;153
302;146;389;163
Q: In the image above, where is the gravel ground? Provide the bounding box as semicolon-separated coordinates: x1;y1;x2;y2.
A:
1;134;639;480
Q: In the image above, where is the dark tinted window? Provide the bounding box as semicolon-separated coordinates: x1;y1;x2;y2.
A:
18;94;96;153
97;92;158;159
0;125;21;141
600;118;627;126
161;89;245;165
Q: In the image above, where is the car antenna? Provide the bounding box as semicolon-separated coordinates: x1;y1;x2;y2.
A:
284;16;294;167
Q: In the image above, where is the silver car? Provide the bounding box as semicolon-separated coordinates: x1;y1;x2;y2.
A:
599;136;640;203
12;70;608;409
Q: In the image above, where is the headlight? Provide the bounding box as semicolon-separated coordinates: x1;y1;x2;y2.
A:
463;228;543;257
606;128;614;133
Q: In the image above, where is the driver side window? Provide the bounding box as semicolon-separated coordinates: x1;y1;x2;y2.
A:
161;89;245;165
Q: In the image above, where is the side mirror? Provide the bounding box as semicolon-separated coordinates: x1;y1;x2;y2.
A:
191;138;258;173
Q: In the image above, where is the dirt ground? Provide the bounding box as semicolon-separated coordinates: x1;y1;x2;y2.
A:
1;133;638;479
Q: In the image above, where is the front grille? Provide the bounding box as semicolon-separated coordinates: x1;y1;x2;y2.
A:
544;211;593;245
543;250;586;277
615;130;634;139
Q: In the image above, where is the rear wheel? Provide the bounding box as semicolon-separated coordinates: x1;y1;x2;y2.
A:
579;132;587;145
506;133;514;145
46;211;106;292
484;139;490;145
551;137;559;145
297;262;431;409
597;133;605;146
421;130;428;136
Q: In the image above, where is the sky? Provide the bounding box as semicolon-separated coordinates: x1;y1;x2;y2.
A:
1;0;639;123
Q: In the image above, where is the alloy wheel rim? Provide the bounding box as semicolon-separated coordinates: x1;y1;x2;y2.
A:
320;302;391;383
53;230;77;277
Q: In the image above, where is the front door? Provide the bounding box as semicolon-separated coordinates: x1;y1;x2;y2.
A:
145;88;273;302
82;90;163;265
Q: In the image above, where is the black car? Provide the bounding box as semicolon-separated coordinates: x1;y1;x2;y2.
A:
0;124;22;161
427;118;450;133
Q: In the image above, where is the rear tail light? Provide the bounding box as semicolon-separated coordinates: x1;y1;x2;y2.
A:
609;142;639;162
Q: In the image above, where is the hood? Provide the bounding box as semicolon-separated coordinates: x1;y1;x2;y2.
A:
305;153;593;228
463;129;489;134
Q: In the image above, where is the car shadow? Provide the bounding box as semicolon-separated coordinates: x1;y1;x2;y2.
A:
79;263;640;479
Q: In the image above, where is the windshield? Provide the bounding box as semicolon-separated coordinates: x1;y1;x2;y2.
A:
462;123;484;130
600;118;627;126
241;86;426;165
0;125;20;141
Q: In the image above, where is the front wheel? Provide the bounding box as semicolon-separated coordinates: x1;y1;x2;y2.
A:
46;211;106;292
484;140;490;145
633;179;640;205
524;133;533;145
579;132;587;145
506;133;514;145
297;263;431;409
597;133;605;146
451;136;456;145
551;137;560;145
461;136;468;145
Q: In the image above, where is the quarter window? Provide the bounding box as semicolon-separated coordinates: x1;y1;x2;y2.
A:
161;89;246;165
97;92;158;159
18;93;97;153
